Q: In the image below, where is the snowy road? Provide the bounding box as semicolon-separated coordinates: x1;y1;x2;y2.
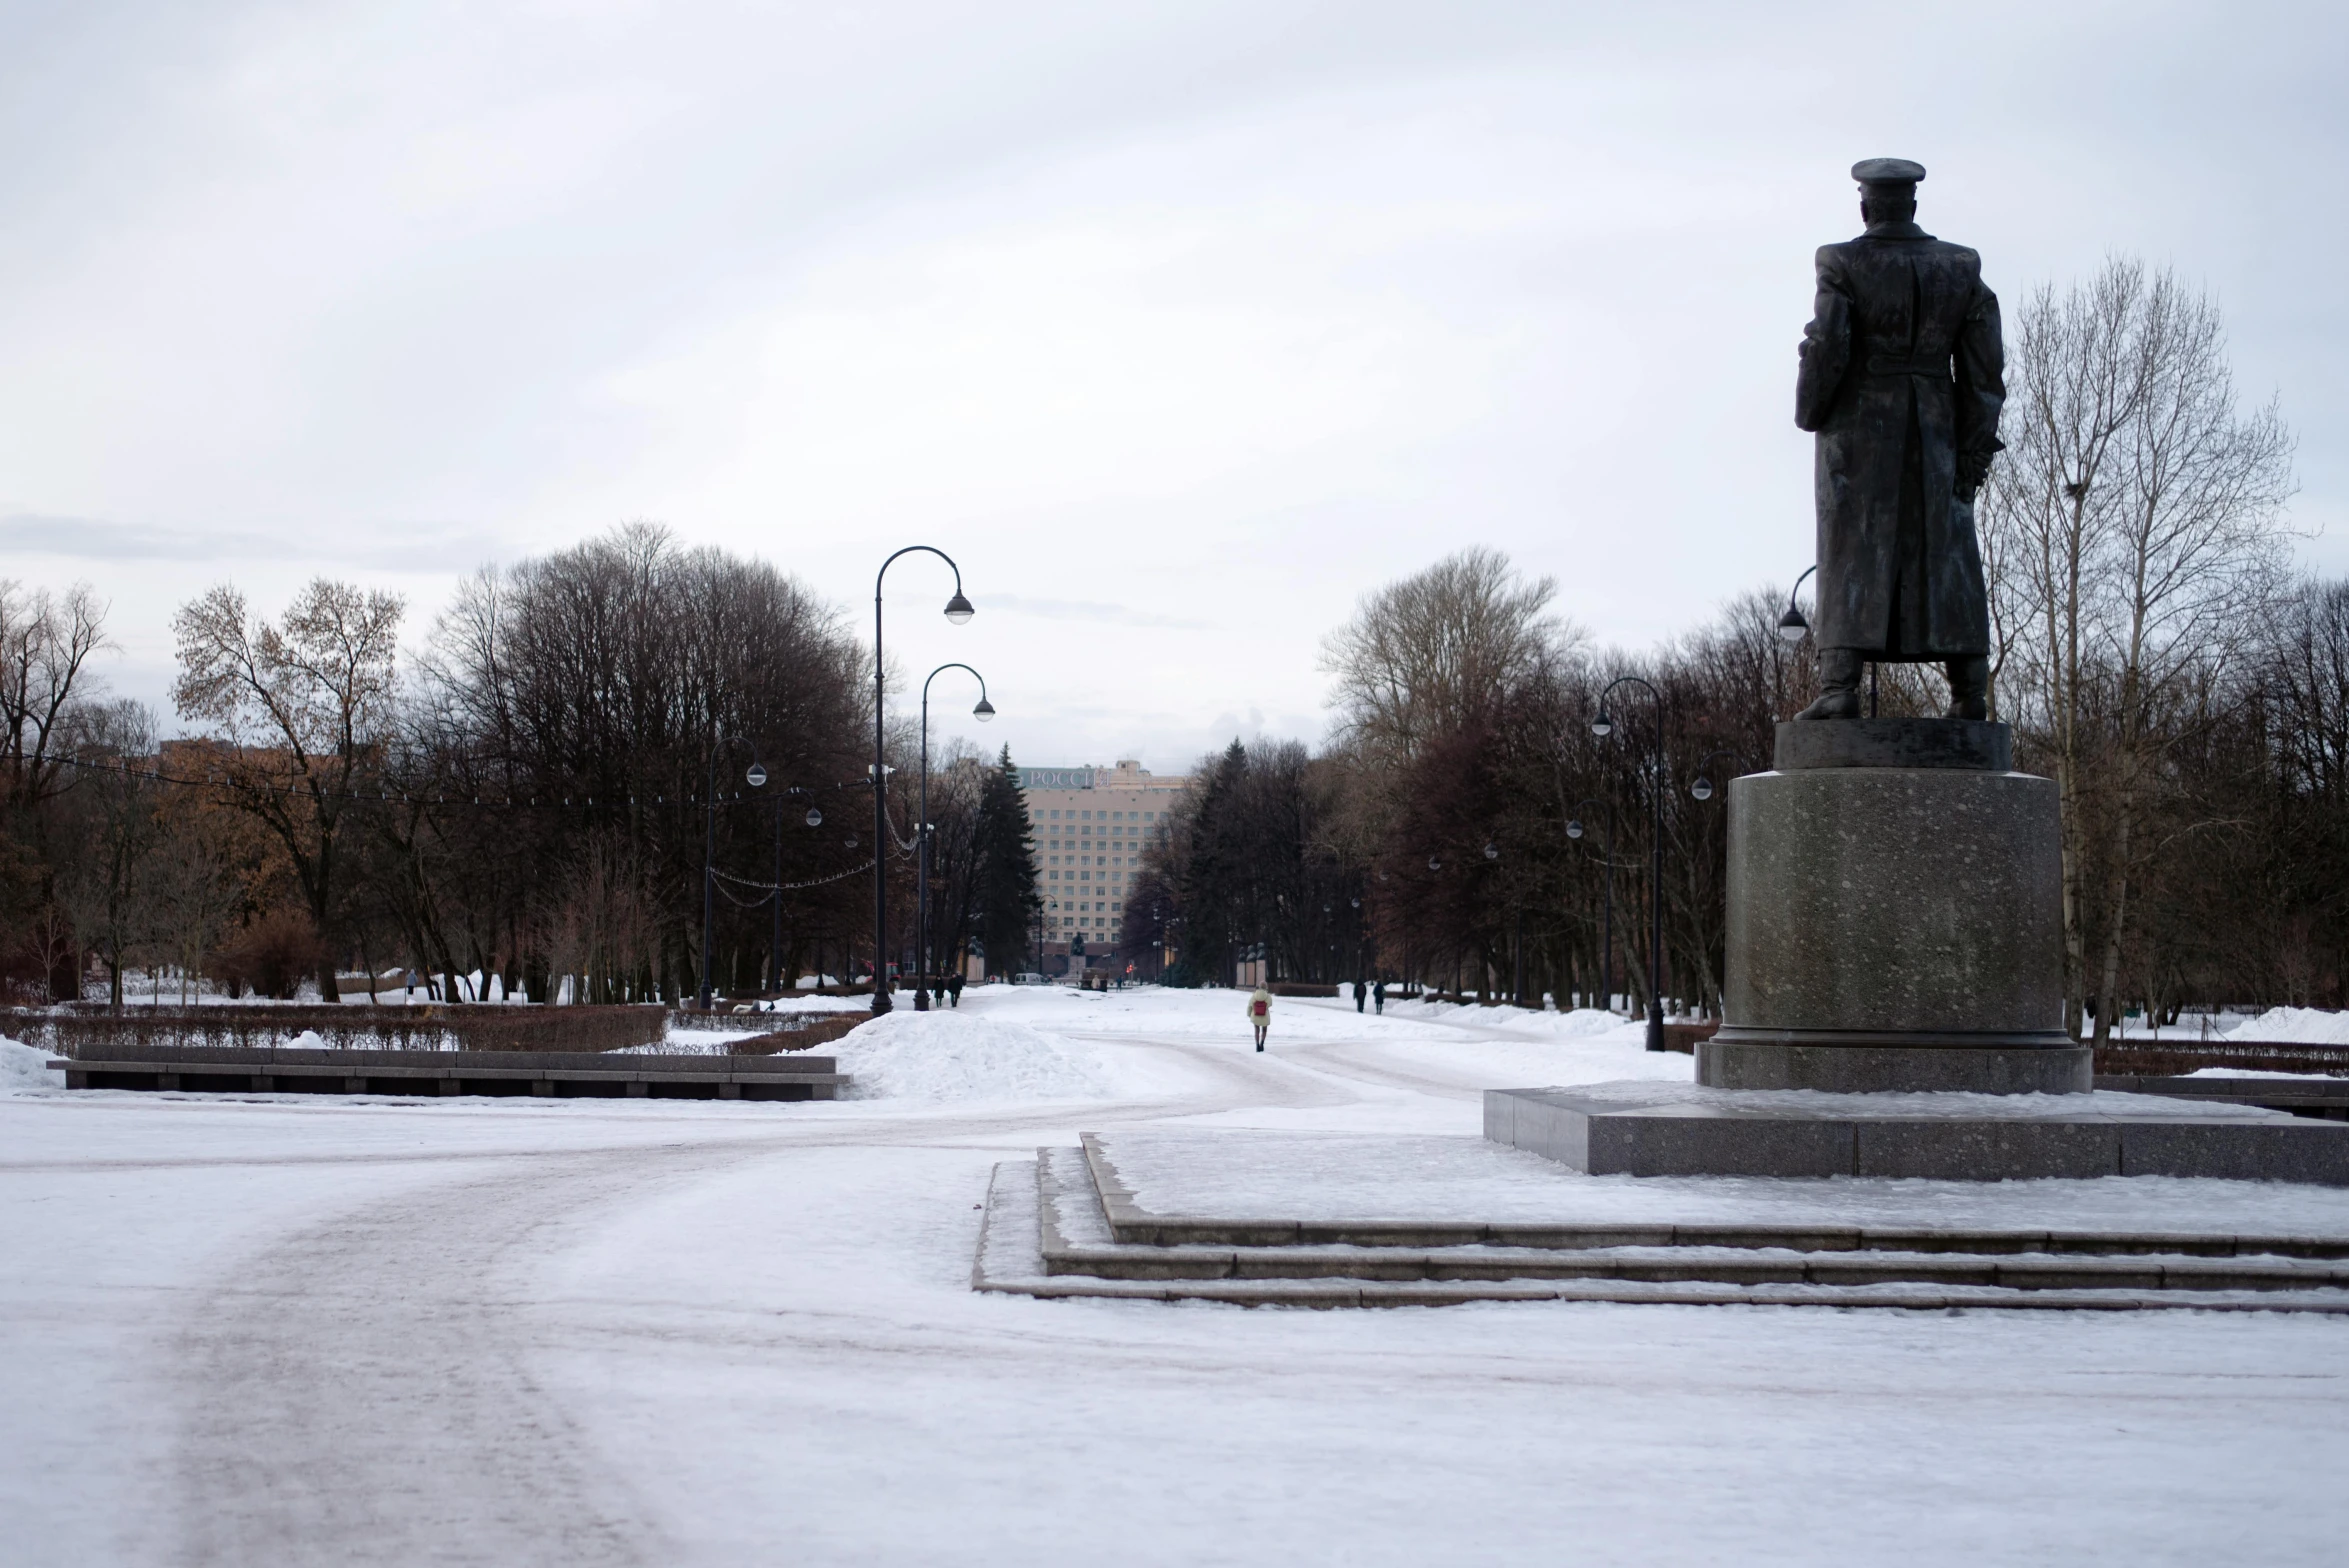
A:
6;989;2348;1565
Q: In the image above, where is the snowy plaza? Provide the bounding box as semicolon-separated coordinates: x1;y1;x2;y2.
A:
8;12;2349;1559
6;986;2348;1566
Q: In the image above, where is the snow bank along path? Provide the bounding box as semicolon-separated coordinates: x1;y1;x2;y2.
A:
5;987;2348;1567
0;1034;61;1093
830;1008;1127;1102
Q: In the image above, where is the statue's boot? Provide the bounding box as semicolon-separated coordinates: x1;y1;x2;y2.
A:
1794;648;1862;720
1946;655;1989;721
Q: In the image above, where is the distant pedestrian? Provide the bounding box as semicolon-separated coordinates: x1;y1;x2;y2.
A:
1372;978;1386;1015
1352;977;1367;1013
947;972;965;1008
1247;986;1272;1051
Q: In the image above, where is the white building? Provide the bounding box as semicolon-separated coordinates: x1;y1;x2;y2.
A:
1018;760;1187;957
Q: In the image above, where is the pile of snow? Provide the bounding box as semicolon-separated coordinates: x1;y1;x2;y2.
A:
0;1036;62;1094
1372;999;1634;1040
2225;1007;2349;1046
831;1010;1122;1103
751;994;866;1015
283;1030;329;1050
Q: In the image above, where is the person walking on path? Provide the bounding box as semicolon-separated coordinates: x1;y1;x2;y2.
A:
946;971;964;1008
1247;986;1272;1051
1372;978;1386;1015
1352;977;1367;1013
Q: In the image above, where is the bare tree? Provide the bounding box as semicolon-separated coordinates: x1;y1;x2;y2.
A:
1982;258;2296;1039
172;578;404;999
57;701;159;1008
1320;547;1575;768
142;794;250;1005
0;580;112;809
2085;275;2295;1041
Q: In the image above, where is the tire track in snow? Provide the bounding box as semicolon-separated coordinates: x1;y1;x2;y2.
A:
170;1141;735;1568
163;1039;1333;1566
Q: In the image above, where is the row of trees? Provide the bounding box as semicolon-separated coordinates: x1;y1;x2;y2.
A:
3;524;1041;1006
1129;258;2330;1032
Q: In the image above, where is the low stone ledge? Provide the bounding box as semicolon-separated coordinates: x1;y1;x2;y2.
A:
54;1051;848;1100
1486;1083;2349;1185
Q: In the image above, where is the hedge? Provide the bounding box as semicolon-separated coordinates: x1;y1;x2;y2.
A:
19;1004;667;1056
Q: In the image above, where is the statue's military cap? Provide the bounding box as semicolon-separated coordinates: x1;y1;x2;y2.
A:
1851;157;1926;185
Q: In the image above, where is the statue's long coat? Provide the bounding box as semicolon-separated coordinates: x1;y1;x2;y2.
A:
1796;224;2005;658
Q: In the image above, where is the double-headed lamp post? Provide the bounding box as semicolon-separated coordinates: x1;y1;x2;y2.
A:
914;663;994;1012
1593;675;1668;1053
872;547;974;1014
1563;798;1616;1014
702;736;767;1011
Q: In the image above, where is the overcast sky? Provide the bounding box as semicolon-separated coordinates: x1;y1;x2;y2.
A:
4;0;2345;773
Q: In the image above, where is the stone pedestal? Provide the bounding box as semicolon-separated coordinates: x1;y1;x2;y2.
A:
1698;719;2090;1095
1484;720;2349;1181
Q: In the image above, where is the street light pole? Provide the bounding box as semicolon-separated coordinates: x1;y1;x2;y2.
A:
1594;676;1668;1052
872;547;975;1015
701;737;766;1011
769;788;783;995
1566;798;1615;1014
914;662;994;1012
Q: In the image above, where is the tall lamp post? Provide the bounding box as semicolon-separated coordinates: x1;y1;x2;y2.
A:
764;787;829;994
701;736;767;1011
1593;676;1668;1052
914;662;994;1011
1564;798;1615;1014
1684;749;1748;1022
872;547;975;1014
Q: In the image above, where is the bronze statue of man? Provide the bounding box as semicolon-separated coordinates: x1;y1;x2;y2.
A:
1794;158;2005;720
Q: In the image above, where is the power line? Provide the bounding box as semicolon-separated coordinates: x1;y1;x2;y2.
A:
43;751;876;813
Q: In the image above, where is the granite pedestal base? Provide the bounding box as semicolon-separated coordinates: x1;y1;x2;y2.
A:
1486;1083;2349;1184
1698;1038;2092;1094
1711;720;2074;1094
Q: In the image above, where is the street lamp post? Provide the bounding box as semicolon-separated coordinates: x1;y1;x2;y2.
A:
872;547;975;1014
700;737;767;1011
763;788;827;994
1479;840;1513;1002
1684;748;1747;1023
1593;676;1668;1052
1564;798;1615;1014
915;662;994;1011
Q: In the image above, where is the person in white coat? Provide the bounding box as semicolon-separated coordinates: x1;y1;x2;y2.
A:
1247;986;1272;1052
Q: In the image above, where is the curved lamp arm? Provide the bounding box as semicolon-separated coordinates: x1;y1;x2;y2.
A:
1563;796;1614;850
921;661;994;718
1591;674;1663;737
1779;565;1818;643
878;545;973;621
1687;748;1745;802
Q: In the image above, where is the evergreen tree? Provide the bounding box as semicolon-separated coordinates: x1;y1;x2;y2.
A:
970;747;1041;975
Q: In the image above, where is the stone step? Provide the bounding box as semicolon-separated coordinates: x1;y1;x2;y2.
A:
1038;1148;2349;1293
970;1152;2349;1314
1074;1136;2349;1260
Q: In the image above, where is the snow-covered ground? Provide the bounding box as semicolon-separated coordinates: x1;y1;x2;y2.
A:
4;987;2346;1565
